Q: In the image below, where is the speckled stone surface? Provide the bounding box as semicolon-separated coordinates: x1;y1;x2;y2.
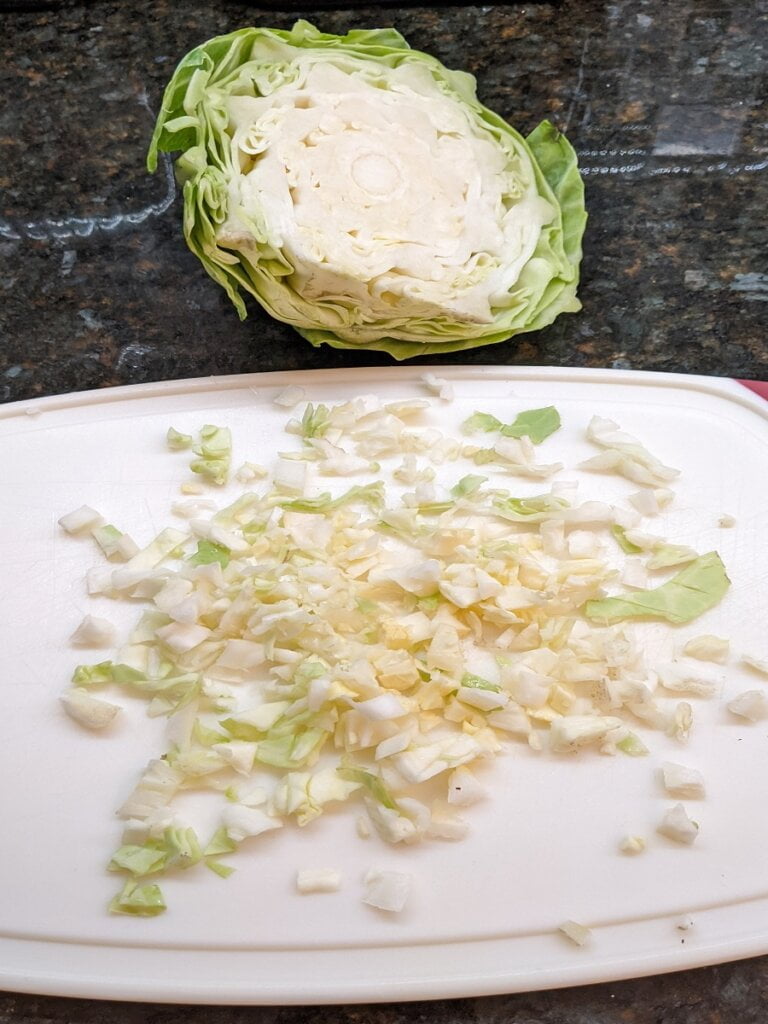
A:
2;0;768;1018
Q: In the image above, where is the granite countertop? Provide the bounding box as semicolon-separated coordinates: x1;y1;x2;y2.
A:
1;0;767;1020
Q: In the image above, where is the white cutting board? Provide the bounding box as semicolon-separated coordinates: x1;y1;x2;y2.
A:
1;366;767;1003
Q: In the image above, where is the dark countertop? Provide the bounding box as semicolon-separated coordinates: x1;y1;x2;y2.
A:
1;0;767;1020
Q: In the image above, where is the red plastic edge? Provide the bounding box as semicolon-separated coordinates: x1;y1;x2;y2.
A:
736;379;768;401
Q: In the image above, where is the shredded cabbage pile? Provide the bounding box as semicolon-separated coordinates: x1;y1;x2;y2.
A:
59;391;732;916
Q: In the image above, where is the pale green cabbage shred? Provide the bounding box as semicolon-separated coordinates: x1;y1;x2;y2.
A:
62;394;731;915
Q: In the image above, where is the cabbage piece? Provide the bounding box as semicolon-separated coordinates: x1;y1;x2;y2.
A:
616;732;648;756
683;634;729;663
559;920;591;946
221;804;283;842
742;654;768;677
338;766;399;810
727;690;768;722
61;689;121;730
69;614;117;648
109;827;202;877
190;539;230;568
190;425;232;486
656;663;717;698
499;407;562;443
167;426;194;450
271;768;361;825
148;22;585;359
274;385;306;409
91;524;138;561
296;868;342;893
661;762;705;799
657;803;699;845
619;835;646;855
647;544;699;571
611;526;643;555
279;482;384;514
109;880;166;917
421;374;453;402
549;715;622;753
362;868;411;912
582;416;680;486
585;552;730;625
117;759;184;821
462;406;561;443
58;504;105;534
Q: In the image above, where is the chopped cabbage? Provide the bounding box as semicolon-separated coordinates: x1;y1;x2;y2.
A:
362;868;411;912
69;615;117;648
58;399;735;917
559;920;591;946
657;803;699;845
727;690;768;722
462;406;561;444
742;654;768;677
296;868;342;893
683;635;729;663
58;504;104;534
274;386;306;409
108;880;166;917
661;762;705;799
166;427;194;451
619;835;646;855
190;425;232;486
61;688;121;730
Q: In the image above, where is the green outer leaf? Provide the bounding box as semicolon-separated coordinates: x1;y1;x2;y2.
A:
526;119;587;280
148;22;586;359
584;551;730;625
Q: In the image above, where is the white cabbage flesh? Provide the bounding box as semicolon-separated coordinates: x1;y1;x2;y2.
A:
220;62;553;333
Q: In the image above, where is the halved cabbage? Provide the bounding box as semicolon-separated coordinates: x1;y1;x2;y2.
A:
148;21;586;359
